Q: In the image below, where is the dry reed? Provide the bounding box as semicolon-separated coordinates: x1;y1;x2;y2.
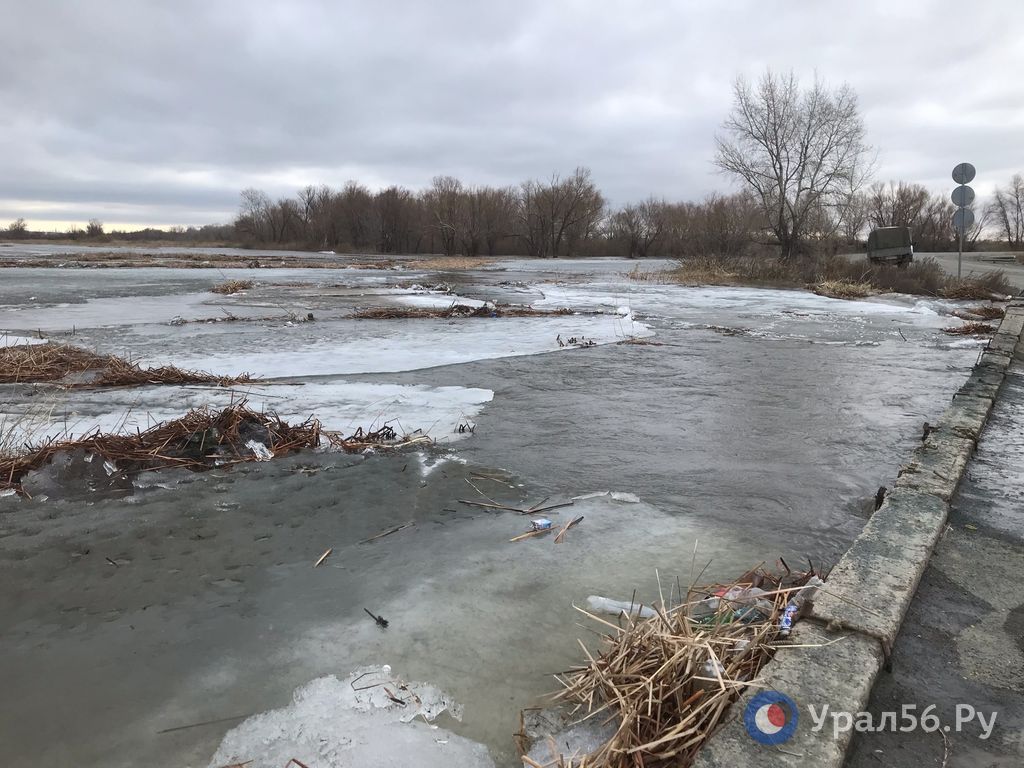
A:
0;403;429;495
0;343;251;388
210;279;254;294
942;321;997;336
952;304;1006;321
534;564;824;768
352;304;573;320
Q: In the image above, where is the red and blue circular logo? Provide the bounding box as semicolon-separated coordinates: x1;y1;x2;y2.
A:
744;690;799;745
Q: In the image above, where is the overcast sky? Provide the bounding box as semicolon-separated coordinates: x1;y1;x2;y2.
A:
2;0;1022;230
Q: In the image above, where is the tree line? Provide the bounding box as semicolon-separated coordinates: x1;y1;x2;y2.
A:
6;70;1023;257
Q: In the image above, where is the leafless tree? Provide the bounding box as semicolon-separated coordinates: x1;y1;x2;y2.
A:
375;186;421;253
6;218;27;238
477;186;516;255
516;168;604;257
987;173;1024;248
715;70;872;258
86;219;105;237
423;176;464;256
610;198;666;258
838;191;870;243
867;181;929;228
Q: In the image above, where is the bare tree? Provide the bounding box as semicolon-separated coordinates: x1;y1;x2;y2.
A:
6;218;28;238
867;181;929;228
516;168;604;258
477;186;516;255
610;198;666;258
86;219;105;237
839;191;870;242
715;70;872;258
423;176;464;256
987;173;1024;248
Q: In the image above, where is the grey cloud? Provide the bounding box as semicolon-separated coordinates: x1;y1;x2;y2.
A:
1;0;1021;226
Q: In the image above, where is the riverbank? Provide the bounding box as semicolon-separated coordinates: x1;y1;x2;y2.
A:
694;295;1024;768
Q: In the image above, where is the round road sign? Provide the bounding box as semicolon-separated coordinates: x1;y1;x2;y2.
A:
952;162;976;185
951;185;975;207
952;208;975;233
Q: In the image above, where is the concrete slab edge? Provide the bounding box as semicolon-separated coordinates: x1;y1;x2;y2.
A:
694;298;1024;768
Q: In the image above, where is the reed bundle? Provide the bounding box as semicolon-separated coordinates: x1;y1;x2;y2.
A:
352;304;573;320
536;564;824;767
0;343;251;387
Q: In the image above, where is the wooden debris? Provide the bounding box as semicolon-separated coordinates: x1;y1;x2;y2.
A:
352;303;574;320
359;521;415;544
457;498;575;515
314;548;333;568
553;515;585;544
0;402;320;495
510;528;552;543
942;321;996;335
363;608;389;629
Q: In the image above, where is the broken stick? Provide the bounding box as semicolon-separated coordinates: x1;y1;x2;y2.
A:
553;515;585;544
313;548;333;567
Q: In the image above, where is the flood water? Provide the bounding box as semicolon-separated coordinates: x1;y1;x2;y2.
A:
0;253;986;767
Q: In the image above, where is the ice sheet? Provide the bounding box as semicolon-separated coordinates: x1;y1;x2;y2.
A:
1;332;47;346
208;668;495;768
534;282;968;328
0;381;493;446
155;313;652;378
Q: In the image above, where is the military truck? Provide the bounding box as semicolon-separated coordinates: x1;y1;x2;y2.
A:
866;226;914;267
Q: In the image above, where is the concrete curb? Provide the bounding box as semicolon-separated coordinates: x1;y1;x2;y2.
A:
694;297;1024;768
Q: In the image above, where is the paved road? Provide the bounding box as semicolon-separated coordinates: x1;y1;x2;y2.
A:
842;251;1024;290
846;360;1024;767
923;251;1024;290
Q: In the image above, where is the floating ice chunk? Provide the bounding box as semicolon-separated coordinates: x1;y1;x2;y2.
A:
572;491;610;501
208;668;493;768
571;490;640;503
610;491;640;503
0;332;47;346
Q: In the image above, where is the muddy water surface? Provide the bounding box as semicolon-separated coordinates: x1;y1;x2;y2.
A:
0;255;985;766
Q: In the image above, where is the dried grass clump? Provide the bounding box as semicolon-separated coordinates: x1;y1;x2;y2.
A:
406;256;496;270
812;280;873;299
942;321;997;336
631;254;1016;301
0;402;320;495
0;343;113;383
352;303;573;320
0;405;432;496
939;270;1014;300
539;563;826;768
0;343;251;388
952;304;1006;321
210;279;254;295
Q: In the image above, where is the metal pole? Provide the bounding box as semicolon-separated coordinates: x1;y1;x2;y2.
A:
957;201;963;280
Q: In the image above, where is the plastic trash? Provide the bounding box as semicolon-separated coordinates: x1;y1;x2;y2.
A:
777;576;825;637
586;596;657;619
531;518;553;531
246;440;274;461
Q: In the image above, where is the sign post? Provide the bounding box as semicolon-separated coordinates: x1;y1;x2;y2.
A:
951;163;976;280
